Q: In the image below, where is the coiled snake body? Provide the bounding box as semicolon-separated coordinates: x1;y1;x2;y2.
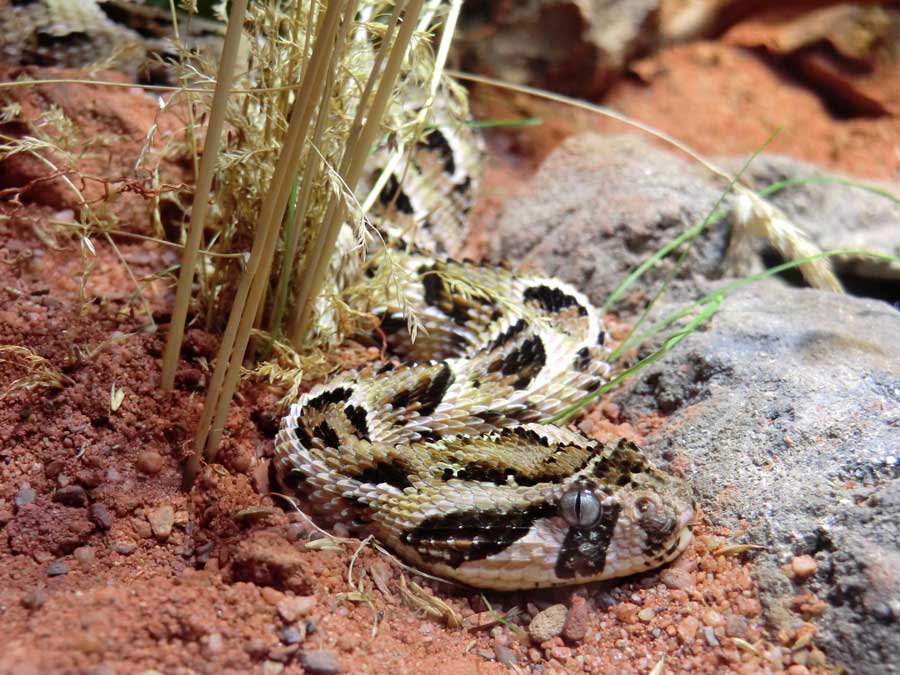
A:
6;0;696;591
274;250;696;589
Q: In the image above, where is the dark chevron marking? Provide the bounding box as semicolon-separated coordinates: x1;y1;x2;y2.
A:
402;501;556;567
419;129;455;174
523;284;588;316
312;421;340;449
379;174;414;214
389;363;454;416
353;461;413;490
307;387;352;410
487;335;546;390
344;404;370;440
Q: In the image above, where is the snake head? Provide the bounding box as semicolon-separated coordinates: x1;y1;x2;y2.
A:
554;439;695;582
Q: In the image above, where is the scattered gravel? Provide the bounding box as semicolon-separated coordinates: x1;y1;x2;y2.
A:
638;608;656;622
14;486;37;510
132;517;153;539
562;596;589;643
277;595;317;623
46;560;68;577
703;626;720;647
790;555;817;581
528;604;568;643
53;485;88;507
299;650;341;674
88;503;113;530
659;567;694;590
136;451;164;475
147;505;174;541
493;644;517;666
724;614;749;639
277;625;303;645
676;615;701;644
74;546;95;567
111;539;137;555
262;661;284;675
22;587;48;610
260;587;284;606
268;644;299;663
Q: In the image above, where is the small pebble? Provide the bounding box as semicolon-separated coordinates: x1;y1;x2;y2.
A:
47;560;69;577
638;608;656;622
787;666;810;675
132;518;153;539
676;615;700;643
277;595;317;623
111;539;137;555
701;609;724;627
204;633;224;654
136;451;164;475
147;505;175;541
75;469;103;488
724;613;749;638
611;602;640;624
261;587;284;606
550;646;572;660
74;546;95;566
659;567;694;590
22;587;48;609
89;503;113;530
562;596;589;643
299;650;341;674
262;661;284;675
278;625;304;645
15;486;37;510
493;644;518;666
268;645;300;663
528;604;568;643
244;639;269;658
791;555;817;581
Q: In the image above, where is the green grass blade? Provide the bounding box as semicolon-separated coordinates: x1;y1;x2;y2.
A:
550;248;900;425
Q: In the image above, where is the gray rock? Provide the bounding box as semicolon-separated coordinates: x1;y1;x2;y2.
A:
488;134;732;313
46;560;69;577
613;284;900;674
493;643;518;666
111;539;137;555
14;486;36;510
89;503;113;530
299;650;341;674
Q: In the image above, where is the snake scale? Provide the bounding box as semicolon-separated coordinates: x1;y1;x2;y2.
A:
4;0;696;590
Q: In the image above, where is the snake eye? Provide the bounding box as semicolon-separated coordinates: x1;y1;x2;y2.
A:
560;487;602;528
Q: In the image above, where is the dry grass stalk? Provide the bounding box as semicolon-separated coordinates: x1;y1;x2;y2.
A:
0;345;75;400
160;0;250;392
200;0;357;460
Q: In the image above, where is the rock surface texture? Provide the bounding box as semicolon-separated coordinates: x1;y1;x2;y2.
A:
489;132;900;674
488;134;732;312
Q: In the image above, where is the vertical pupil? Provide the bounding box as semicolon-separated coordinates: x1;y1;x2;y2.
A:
574;490;582;521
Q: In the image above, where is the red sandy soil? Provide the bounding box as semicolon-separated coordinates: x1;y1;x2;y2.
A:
0;21;881;674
